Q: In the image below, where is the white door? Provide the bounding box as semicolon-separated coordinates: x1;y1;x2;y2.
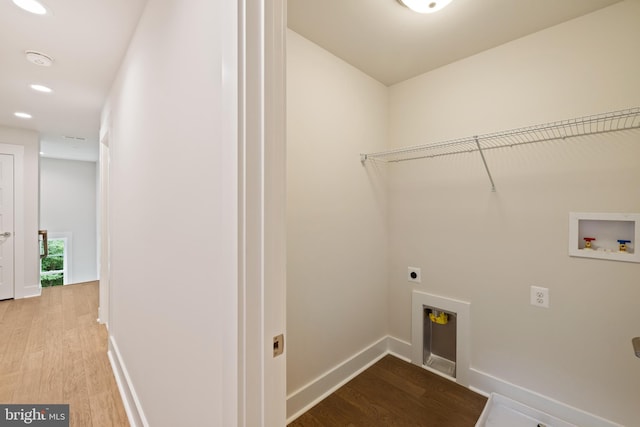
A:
0;154;14;300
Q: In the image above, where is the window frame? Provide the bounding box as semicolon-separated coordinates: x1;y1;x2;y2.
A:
40;232;72;286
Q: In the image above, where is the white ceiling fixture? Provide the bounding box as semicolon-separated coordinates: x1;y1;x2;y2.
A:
25;50;54;67
288;0;623;85
30;84;52;93
0;0;147;162
14;112;33;119
12;0;48;15
398;0;453;14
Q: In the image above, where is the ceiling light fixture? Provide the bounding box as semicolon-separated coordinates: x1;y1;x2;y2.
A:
30;84;53;93
25;50;54;67
12;0;48;15
398;0;453;14
14;112;33;119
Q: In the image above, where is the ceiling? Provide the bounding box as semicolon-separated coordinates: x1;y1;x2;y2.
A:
0;0;623;162
288;0;622;86
0;0;147;161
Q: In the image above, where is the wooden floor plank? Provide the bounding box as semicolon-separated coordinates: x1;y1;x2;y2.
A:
0;326;29;376
89;391;129;427
288;355;487;427
12;350;44;403
24;305;46;355
0;372;19;402
290;412;326;427
0;282;128;427
334;383;398;426
62;286;78;332
63;328;94;427
0;298;9;321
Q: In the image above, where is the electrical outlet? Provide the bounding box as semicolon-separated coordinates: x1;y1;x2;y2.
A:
408;267;421;283
530;286;549;308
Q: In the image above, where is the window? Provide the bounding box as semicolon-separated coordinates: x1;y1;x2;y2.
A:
40;233;71;287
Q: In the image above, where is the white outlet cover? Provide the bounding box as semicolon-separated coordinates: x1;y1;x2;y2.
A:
408;267;421;283
530;285;549;308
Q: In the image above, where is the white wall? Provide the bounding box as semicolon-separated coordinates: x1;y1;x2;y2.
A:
0;125;40;298
286;30;389;396
101;0;238;425
387;2;640;425
40;158;97;284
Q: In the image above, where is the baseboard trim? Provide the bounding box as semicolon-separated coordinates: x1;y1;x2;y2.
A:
17;285;41;299
285;335;621;427
469;367;622;427
395;336;620;426
107;336;149;427
387;336;412;362
286;336;390;423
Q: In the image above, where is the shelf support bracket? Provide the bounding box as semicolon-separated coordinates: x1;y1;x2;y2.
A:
474;136;496;192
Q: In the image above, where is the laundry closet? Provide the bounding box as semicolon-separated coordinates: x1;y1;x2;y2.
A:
285;1;640;426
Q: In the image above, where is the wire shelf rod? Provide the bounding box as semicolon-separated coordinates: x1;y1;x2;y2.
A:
361;107;640;164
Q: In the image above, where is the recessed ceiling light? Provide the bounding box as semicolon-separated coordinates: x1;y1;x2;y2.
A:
15;112;33;119
39;151;45;156
25;50;54;67
12;0;48;15
398;0;453;14
30;84;53;93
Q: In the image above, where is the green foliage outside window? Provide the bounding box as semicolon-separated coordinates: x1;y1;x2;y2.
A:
41;238;65;287
47;239;64;256
41;273;63;287
41;256;63;272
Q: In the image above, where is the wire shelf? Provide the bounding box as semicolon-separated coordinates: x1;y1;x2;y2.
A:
361;107;640;164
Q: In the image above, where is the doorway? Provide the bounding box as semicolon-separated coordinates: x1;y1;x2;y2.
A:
39;154;99;287
0;153;14;300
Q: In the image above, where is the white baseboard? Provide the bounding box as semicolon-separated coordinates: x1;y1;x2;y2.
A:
286;336;390;423
97;306;108;328
393;337;620;426
17;284;41;299
387;335;412;361
107;336;149;427
286;335;620;427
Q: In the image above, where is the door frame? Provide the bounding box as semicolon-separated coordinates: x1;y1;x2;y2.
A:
238;0;287;425
0;144;24;300
98;132;110;326
95;1;288;422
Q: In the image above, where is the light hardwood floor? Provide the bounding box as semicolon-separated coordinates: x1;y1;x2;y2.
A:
0;282;129;427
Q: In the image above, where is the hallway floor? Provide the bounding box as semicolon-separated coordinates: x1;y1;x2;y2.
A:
0;282;129;426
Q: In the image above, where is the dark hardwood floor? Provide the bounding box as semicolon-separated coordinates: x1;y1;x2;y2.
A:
288;355;487;427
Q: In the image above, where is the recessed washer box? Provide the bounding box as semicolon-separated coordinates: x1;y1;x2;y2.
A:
568;212;640;263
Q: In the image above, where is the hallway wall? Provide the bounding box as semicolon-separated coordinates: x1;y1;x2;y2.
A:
101;0;238;425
